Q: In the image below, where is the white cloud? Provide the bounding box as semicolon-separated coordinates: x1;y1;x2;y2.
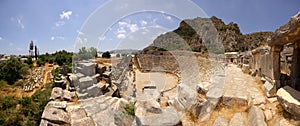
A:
140;20;147;26
117;34;126;39
51;36;65;40
117;27;126;34
60;11;72;20
55;21;65;27
76;30;84;35
0;37;2;41
128;24;138;32
118;21;127;26
17;17;24;29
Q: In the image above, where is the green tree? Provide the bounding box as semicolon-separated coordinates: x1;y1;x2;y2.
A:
0;57;28;84
102;51;111;58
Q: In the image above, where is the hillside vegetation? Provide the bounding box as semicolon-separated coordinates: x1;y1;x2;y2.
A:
142;16;273;54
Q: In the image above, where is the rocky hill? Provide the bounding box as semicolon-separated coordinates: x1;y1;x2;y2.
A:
142;16;273;54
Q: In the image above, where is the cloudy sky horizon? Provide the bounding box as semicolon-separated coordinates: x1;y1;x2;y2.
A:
0;0;299;55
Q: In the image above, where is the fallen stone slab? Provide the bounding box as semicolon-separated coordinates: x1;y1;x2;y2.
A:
39;119;60;126
248;106;267;126
223;89;249;106
277;86;300;118
212;116;228;126
72;117;95;126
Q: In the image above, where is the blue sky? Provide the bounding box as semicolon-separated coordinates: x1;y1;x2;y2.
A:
0;0;299;55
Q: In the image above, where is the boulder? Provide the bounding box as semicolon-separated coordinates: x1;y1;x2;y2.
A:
63;90;72;101
277;86;300;118
263;81;276;97
135;100;181;126
41;106;70;124
229;113;246;126
86;85;102;97
78;76;93;91
212;116;228;126
78;63;96;76
248;106;267;126
50;87;63;100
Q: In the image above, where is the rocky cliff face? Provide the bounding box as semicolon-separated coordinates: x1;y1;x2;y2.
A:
142;16;273;54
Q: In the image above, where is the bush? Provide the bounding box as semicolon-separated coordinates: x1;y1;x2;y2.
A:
0;57;28;84
102;51;111;58
124;103;135;116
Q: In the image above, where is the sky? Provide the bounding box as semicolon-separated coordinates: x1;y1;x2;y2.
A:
0;0;299;55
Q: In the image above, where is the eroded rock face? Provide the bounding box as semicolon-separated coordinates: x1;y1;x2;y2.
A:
277;86;300;118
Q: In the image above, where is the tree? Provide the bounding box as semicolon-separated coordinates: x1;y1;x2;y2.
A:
0;57;28;84
102;51;111;58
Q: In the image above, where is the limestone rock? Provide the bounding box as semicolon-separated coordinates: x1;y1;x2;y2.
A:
212;116;228;126
229;113;246;126
248;106;267;126
277;86;300;118
41;106;70;124
72;117;95;126
264;109;272;121
223;88;249;106
47;101;67;109
263;81;276;97
78;76;93;91
50;87;63;100
135;100;181;126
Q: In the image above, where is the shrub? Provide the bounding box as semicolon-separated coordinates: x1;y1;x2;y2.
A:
102;51;111;58
124;103;135;116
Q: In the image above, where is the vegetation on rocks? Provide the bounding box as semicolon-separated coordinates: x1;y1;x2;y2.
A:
0;83;53;126
124;103;135;116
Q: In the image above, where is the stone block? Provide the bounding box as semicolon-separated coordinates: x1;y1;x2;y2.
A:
50;87;63;100
78;76;93;91
248;106;267;126
41;106;70;124
47;101;67;109
87;85;101;97
263;81;276;97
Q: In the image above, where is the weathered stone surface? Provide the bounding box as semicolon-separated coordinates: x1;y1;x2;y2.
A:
174;84;197;111
50;87;63;100
47;101;67;109
263;81;276;97
41;106;70;124
223;88;249;106
78;76;93;90
277;86;300;118
86;85;101;97
135;100;181;126
39;119;60;126
264;109;272;121
72;117;95;126
79;96;133;126
63;90;72;100
196;82;211;94
229;113;246;126
212;116;228;126
248;106;267;126
77;63;96;76
248;88;266;105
